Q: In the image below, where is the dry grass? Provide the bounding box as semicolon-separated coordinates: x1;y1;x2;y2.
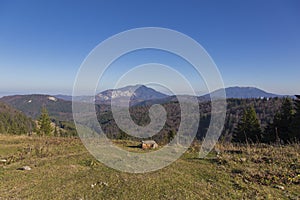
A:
0;135;299;199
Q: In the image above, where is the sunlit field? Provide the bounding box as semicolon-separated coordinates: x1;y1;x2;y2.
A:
0;135;299;199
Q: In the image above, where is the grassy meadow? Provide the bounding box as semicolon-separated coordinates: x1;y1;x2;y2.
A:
0;135;299;199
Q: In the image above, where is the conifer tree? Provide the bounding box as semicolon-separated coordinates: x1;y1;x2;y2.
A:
232;106;262;143
38;107;53;136
264;98;294;143
290;95;300;141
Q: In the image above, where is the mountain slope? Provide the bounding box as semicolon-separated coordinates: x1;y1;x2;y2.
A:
0;94;73;120
0;101;35;134
55;94;94;103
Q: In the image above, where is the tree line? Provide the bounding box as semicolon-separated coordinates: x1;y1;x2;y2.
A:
96;96;300;144
233;96;300;143
37;96;299;142
0;103;76;137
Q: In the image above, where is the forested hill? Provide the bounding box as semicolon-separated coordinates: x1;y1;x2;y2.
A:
0;101;35;135
96;97;286;142
0;94;72;121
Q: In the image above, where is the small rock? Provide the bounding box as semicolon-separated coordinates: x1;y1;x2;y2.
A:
91;181;108;188
274;185;285;190
240;158;247;162
17;166;32;171
243;178;249;183
102;182;108;187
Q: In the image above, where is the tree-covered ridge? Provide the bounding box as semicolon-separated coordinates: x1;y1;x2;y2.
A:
0;94;73;121
0;101;35;135
95;98;286;143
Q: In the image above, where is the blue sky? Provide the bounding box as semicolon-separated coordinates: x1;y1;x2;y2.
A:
0;0;299;96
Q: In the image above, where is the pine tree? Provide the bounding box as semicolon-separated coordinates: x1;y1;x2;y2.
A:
264;113;281;143
264;98;294;143
290;95;300;142
232;106;262;143
37;107;53;136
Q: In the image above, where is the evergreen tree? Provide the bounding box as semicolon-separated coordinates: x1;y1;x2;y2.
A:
264;98;294;143
232;106;262;143
38;107;53;136
290;95;300;141
264;113;280;143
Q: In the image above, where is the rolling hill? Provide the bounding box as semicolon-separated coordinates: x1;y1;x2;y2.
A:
202;86;284;99
0;94;73;121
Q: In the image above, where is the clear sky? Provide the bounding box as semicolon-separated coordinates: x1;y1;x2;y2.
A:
0;0;299;96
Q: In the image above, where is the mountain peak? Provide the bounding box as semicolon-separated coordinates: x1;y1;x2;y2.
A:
95;85;168;106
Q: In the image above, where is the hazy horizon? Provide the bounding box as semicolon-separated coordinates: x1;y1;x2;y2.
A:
0;84;296;99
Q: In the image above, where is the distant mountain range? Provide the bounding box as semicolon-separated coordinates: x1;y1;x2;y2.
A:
0;85;289;121
56;85;287;103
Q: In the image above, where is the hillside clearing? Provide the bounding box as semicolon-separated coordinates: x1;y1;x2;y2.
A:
0;135;299;199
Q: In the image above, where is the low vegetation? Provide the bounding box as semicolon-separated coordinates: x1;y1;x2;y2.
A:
0;135;299;199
